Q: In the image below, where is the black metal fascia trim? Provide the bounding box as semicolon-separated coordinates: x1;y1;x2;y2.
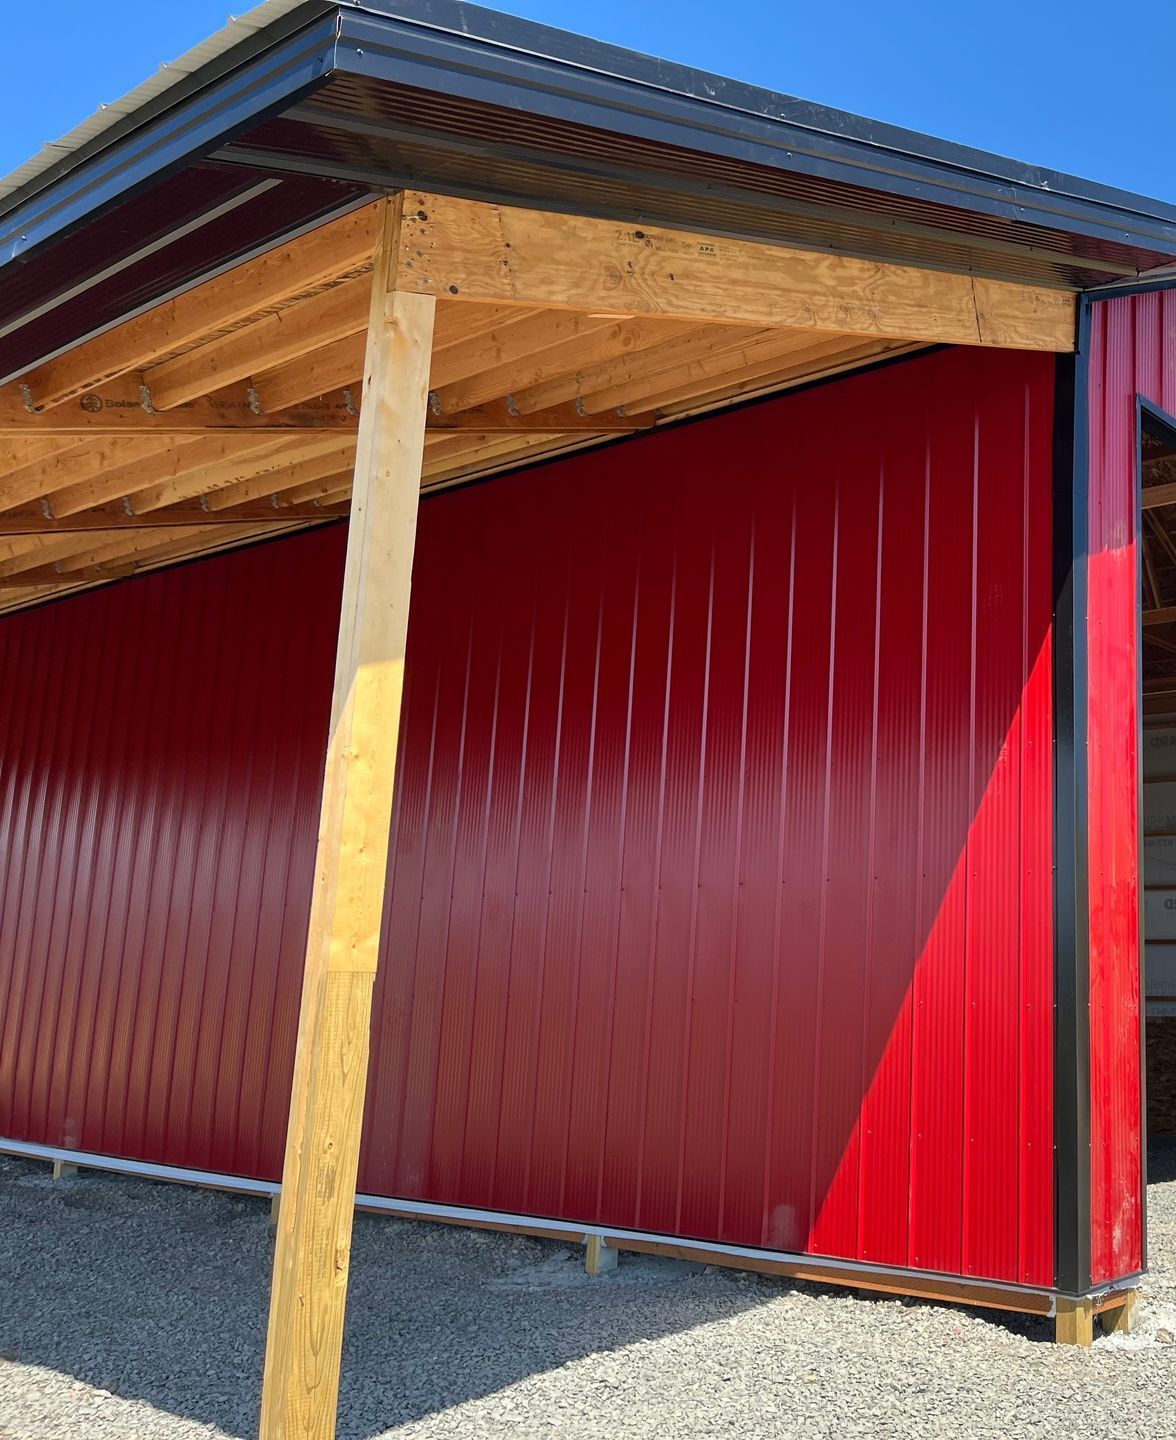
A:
1084;275;1176;302
0;2;335;227
344;2;1176;234
329;6;1176;259
0;11;344;267
1053;296;1093;1297
235;98;1140;287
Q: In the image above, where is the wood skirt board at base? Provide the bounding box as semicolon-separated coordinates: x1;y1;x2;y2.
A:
5;1138;1145;1339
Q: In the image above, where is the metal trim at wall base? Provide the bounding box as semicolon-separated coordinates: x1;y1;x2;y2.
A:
1053;301;1094;1296
0;1135;1075;1316
0;1135;279;1197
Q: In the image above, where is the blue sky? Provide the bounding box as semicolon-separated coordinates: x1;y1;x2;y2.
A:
1;0;1172;200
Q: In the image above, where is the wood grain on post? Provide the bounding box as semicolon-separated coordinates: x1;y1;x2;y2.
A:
258;193;435;1440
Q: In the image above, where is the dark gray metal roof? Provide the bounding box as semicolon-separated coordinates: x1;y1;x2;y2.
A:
2;0;1175;380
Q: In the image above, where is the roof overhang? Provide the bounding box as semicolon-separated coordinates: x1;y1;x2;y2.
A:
0;183;1074;614
0;0;1166;614
1;0;1175;387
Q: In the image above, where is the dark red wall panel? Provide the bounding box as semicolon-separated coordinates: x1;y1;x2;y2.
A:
0;534;343;1178
1085;294;1168;1284
0;345;1056;1286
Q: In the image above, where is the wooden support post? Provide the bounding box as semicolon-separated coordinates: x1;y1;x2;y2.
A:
270;1192;281;1228
1055;1297;1095;1347
1100;1290;1138;1336
51;1160;78;1181
585;1235;618;1277
258;194;435;1440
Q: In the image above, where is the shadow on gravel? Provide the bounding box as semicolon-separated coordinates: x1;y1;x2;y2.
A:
0;1157;776;1439
1148;1136;1176;1185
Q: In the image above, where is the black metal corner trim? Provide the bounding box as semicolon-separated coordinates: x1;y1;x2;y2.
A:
1053;297;1093;1296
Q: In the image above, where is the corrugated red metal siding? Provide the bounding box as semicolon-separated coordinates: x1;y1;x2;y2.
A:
0;533;343;1178
1085;294;1169;1284
0;345;1055;1285
361;344;1056;1284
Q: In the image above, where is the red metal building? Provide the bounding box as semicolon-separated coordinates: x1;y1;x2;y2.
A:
0;335;1102;1291
0;0;1171;1366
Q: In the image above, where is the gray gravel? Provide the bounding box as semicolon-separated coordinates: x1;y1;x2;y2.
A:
1;1145;1174;1440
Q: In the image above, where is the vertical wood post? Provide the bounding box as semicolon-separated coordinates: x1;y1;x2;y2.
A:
1055;1296;1095;1347
584;1235;618;1276
259;194;435;1440
1101;1289;1138;1336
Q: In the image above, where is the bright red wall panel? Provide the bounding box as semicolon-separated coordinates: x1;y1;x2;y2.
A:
1085;295;1168;1284
0;345;1055;1285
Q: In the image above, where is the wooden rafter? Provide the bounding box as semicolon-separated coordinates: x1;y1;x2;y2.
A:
48;436;288;517
18;207;381;408
0;502;349;535
143;275;371;411
1144;533;1162;611
0;380;361;435
1143;482;1176;510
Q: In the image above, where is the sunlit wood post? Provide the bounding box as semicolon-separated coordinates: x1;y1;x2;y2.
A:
259;192;435;1440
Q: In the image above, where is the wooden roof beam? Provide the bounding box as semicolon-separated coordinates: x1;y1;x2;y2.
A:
44;435;287;518
16;206;381;409
429;317;697;415
397;191;1077;352
0;380;360;435
0;501;349;535
127;433;356;514
508;322;752;415
202;442;358;510
1;436;183;511
1144;482;1176;511
0;531;131;578
422;434;597;491
622;335;903;415
142;276;371;411
426;399;651;433
244;300;534;415
658;341;920;420
251;335;366;414
589;329;844;415
0;522;302;588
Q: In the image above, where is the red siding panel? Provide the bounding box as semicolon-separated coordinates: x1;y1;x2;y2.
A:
0;534;343;1178
1086;294;1160;1285
0;345;1056;1286
365;344;1055;1283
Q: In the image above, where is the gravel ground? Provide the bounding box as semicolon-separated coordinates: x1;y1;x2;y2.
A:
1;1146;1174;1439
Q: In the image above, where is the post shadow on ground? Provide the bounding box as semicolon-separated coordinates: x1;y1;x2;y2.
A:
0;1159;777;1439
